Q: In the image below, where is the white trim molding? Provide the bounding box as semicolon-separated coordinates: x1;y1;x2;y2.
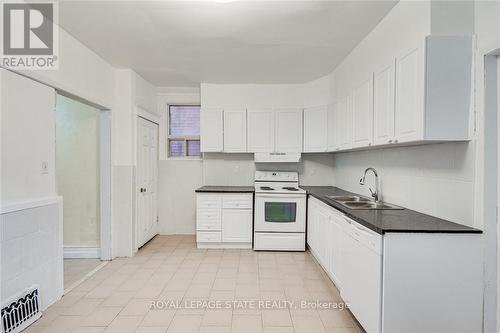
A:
63;246;100;259
1;196;62;214
136;105;160;124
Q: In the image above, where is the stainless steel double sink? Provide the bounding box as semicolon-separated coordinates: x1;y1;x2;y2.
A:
326;195;403;210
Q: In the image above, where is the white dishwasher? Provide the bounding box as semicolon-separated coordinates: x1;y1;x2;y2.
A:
341;217;383;333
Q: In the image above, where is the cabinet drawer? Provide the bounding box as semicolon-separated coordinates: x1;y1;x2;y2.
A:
197;218;221;231
197;194;222;209
222;194;252;209
197;231;221;243
197;209;221;221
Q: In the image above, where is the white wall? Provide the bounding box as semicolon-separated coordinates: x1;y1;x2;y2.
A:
1;70;56;206
19;29;115;109
201;83;305;109
56;95;100;247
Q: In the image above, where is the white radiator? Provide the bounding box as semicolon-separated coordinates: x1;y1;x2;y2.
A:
1;286;41;333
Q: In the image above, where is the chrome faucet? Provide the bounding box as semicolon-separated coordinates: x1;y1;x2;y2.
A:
359;167;379;202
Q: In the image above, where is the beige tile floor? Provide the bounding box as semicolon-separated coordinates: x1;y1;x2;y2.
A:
27;235;363;333
64;259;104;290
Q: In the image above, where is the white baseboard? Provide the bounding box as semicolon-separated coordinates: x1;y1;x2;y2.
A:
64;246;100;259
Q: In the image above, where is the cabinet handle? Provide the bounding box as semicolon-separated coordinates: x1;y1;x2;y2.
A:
387;139;393;143
393;138;398;143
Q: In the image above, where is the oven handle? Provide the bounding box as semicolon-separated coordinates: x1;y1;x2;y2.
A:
255;193;306;199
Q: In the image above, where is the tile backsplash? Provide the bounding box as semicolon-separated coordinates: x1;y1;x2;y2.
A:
333;142;475;227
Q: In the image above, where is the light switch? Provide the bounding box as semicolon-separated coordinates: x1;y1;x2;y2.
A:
41;161;48;174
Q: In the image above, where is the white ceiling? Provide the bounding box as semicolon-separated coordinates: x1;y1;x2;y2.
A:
59;1;397;87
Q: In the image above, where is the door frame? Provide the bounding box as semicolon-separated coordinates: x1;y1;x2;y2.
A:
482;47;500;333
134;107;159;251
99;110;112;260
55;91;113;261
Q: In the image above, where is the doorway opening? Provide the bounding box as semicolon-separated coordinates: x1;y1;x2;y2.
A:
55;94;111;292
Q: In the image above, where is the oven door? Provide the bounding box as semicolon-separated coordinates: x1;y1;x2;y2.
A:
254;193;306;232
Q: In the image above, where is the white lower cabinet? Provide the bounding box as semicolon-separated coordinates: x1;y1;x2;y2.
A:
197;193;253;248
307;196;483;333
222;209;252;243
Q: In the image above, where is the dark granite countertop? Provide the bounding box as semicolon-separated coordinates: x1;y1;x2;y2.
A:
300;186;482;235
195;186;255;193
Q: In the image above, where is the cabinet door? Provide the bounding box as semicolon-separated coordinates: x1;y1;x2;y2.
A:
223;109;247;152
303;106;328;152
247;109;275;152
351;76;373;148
328;213;343;288
327;104;337;151
275;108;303;152
318;207;330;267
395;45;424;143
373;62;396;146
222;209;252;243
335;96;352;150
200;108;223;152
339;227;356;304
307;199;318;252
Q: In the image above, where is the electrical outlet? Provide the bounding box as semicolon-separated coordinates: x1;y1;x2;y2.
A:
41;161;48;174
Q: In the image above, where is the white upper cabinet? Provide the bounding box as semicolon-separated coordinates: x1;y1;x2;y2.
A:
247;109;275;152
303;105;328;152
223;109;247;152
391;36;472;144
351;76;373;148
395;45;424;143
373;61;396;146
327;104;337;151
275;108;303;152
200;108;223;152
335;96;352;151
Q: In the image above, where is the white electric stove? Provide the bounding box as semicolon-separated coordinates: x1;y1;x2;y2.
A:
253;171;306;251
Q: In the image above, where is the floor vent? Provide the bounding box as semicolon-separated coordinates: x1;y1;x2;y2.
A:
1;286;41;333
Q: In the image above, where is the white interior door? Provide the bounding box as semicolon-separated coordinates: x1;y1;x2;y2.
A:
137;116;159;248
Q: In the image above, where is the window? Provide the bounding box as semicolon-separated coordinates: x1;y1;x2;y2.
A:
167;105;201;158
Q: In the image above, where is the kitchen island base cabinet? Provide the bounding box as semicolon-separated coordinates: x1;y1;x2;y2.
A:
196;193;253;249
306;196;483;333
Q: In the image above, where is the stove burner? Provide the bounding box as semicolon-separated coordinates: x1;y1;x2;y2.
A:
282;187;299;191
260;186;275;191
